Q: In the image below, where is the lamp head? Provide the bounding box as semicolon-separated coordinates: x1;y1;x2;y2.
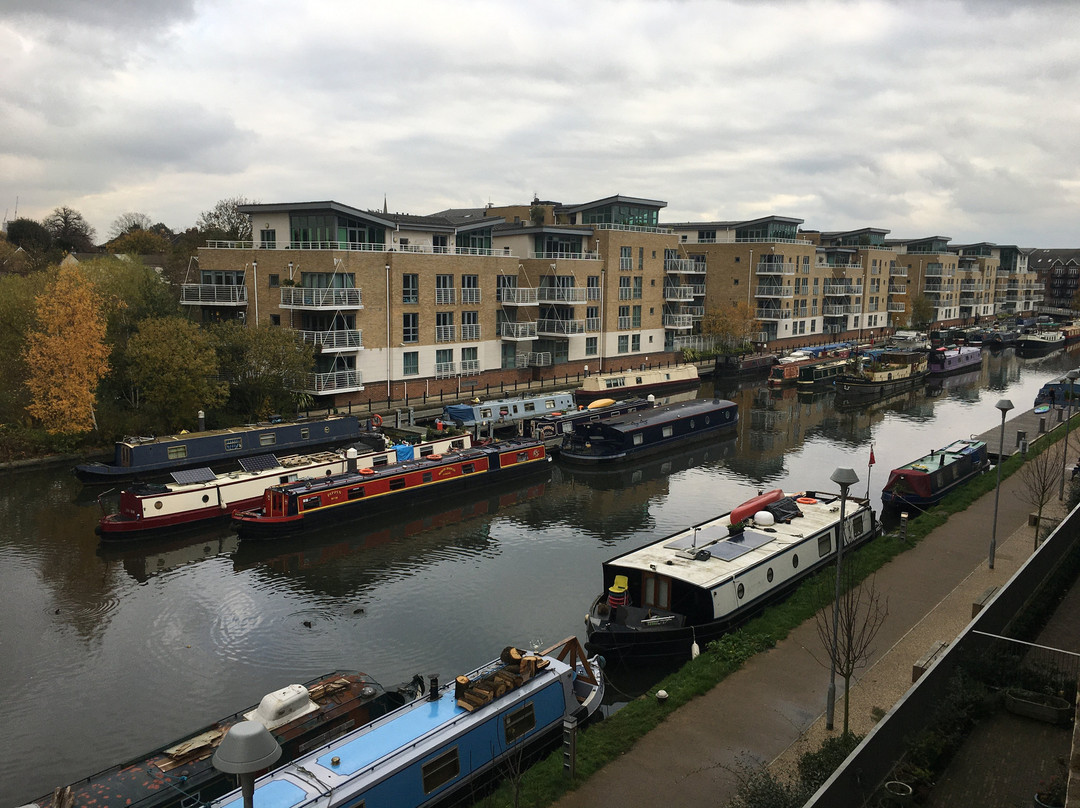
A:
212;720;282;775
830;467;860;488
1068;369;1080;381
995;398;1014;415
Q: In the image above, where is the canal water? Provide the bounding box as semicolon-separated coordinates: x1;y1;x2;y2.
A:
2;347;1077;803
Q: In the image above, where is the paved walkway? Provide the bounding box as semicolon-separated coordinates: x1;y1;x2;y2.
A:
553;463;1052;808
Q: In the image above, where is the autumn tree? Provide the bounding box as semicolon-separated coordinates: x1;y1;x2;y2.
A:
22;265;111;433
702;301;761;353
211;321;315;420
43;206;97;253
107;229;173;255
1018;441;1063;548
108;211;154;240
126;317;227;430
909;294;934;329
197;196;254;241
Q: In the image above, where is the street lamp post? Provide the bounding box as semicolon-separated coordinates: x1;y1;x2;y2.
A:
1059;369;1080;501
989;398;1014;570
825;466;860;732
213;720;283;808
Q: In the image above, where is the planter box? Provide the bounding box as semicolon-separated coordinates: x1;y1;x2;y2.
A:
1004;689;1072;725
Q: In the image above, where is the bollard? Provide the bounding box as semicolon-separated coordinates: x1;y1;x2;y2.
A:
1016;429;1026;448
1040;417;1047;434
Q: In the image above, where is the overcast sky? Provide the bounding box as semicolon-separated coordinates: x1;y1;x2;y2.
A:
2;0;1078;246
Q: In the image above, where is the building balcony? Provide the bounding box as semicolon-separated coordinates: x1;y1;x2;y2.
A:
460;359;480;375
755;285;793;298
686;306;705;319
298;329;363;352
663;314;694;329
924;266;945;277
536;318;585;336
529;251;600;261
690;284;706;296
435;325;457;343
887;302;906;313
498;287;538;306
755;262;795;276
435;288;456;305
890;265;908;277
180;284;248;305
959;294;976;305
585;317;601;332
516;351;552;367
280;287;363;310
960;282;984;292
499;321;537;341
755;308;793;320
823;282;863;296
665;285;696;301
304;370;363;395
664;258;704;274
537;287;589;304
461;288;481;304
888;285;907;294
460;324;481;341
434;362;457;380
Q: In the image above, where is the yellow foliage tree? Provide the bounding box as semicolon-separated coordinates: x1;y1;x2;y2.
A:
701;301;761;353
23;265;111;433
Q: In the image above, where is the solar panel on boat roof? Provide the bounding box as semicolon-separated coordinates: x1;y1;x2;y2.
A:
239;454;282;473
705;530;775;561
170;467;217;485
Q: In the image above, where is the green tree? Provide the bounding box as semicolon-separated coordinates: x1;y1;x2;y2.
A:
5;218;56;270
0;272;41;422
108;229;173;255
211;321;315;420
43;206;97;253
22;265;111;433
127;317;227;430
197;196;254;241
909;294;934;329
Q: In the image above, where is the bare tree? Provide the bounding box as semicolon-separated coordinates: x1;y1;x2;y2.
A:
1018;442;1062;548
196;195;254;240
108;211;154;240
43;206;96;252
815;570;889;736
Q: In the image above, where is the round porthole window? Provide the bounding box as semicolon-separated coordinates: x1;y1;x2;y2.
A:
737;582;745;599
154;501;163;510
705;416;711;425
202;494;210;503
767;568;774;583
792;554;799;569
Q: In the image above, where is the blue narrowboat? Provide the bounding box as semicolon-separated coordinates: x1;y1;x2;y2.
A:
74;414;364;484
1035;374;1080;407
558;399;738;464
927;345;983;376
211;638;604;808
528;397;655;448
880;438;990;510
232;439;549;538
442;392;576;431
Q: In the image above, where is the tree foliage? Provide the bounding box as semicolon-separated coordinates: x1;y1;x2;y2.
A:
909;294;934;329
196;196;254;241
702;301;762;352
126;317;227;430
108;229;173;255
108;211;153;240
43;206;97;253
22;265;111;434
211;321;315;420
0;272;41;422
6;218;53;254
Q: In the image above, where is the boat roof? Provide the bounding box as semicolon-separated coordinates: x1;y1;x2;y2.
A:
892;438;986;473
117;414;356;448
581;398;734;434
604;491;870;590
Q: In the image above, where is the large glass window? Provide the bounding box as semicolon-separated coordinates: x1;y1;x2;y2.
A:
403;313;418;344
618;335;629;353
403;274;419;304
403;351;419;376
586;336;598;356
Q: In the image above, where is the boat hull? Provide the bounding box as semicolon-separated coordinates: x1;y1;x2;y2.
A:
836;372;927;402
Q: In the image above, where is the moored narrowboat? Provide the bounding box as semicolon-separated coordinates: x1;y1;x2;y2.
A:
574;364;700;403
232;439;548;538
442;392;576;430
584;488;878;662
74;414;365;484
29;671;424;808
1016;328;1065;356
98;435;472;539
795;357;853;389
881;438;990;510
527;397;654;448
210;637;603;808
714;352;777;377
558;399;738;464
835;350;928;402
927;345;983;376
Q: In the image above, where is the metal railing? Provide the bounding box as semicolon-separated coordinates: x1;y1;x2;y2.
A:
663;314;694;328
435;325;457;343
537;287;589;303
536;318;585;335
755;262;796;276
305;370;363;393
460;324;481;341
585;317;601;332
298;329;363;350
461;288;481;304
280;287;362;308
434;362;457;379
499;321;537;339
664;258;703;274
755;308;793;320
498;287;538;305
435;288;456;305
755;285;793;298
180;284;248;304
529;251;601;261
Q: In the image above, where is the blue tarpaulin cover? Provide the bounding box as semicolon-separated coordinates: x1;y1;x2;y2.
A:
393;444;415;462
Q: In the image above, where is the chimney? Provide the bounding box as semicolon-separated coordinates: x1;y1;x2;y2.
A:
346;447;357;473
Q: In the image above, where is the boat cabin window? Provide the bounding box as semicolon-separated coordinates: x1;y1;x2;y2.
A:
463;463;476;474
422;472;433;483
663;425;674;438
500;407;510;416
167;445;188;460
451;439;466;449
301;495;321;510
818;533;832;557
605;378;626;389
633;433;644;446
643;573;671;609
259;433;277;446
480;408;493;418
300;427;309;439
389;477;406;491
373;455;390;467
524;402;536;412
504;702;536;743
348;486;365;500
225;437;242;451
544;399;558;410
792;554;799;568
422;747;461;794
737;583;745;599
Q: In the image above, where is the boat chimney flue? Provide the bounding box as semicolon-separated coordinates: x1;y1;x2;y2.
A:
347;447;357;473
198;410;205;431
428;674;440;700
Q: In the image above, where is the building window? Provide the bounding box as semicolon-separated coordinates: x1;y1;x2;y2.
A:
436;311;455;342
586;337;598;356
269;314;280;326
620;246;632;271
403;274;419;304
435;274;455;304
638;247;644;270
403;351;419;376
618;335;629;353
259;229;276;249
268;274;279;288
433;234;449;254
632;305;641;328
403;313;419;344
631;334;641;351
633;276;643;299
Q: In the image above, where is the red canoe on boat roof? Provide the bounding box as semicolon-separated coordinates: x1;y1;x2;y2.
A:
729;489;785;525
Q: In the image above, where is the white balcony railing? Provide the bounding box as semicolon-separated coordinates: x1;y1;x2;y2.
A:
460;288;481;304
499;321;537;340
305;370;363;394
298;329;363;351
888;302;906;312
663;314;694;329
537;287;588;303
536;318;585;335
755;308;793;320
665;285;696;301
460;359;480;374
180;284;248;305
664;257;703;274
280;287;362;309
435;325;457;343
755;262;796;276
434;362;457;379
435;288;456;305
585;317;601;332
460;323;481;341
498;287;538;305
755;285;793;298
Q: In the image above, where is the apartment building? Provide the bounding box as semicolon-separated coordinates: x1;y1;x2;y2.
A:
188;195;690;406
1028;248;1078;310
